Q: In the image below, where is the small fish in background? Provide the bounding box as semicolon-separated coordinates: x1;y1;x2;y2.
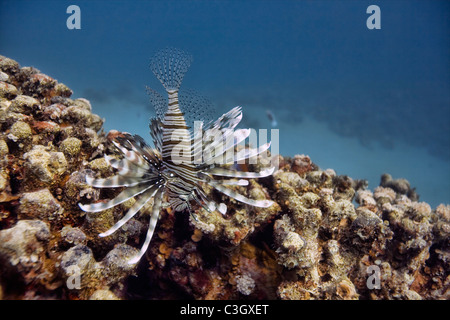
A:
266;109;278;127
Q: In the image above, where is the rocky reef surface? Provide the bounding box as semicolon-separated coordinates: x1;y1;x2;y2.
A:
0;55;448;300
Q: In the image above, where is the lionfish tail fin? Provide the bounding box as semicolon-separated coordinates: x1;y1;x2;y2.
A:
150;47;193;92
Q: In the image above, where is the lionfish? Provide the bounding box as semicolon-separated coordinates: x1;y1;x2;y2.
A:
79;48;274;264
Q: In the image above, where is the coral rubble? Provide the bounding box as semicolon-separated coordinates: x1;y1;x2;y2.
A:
0;55;448;300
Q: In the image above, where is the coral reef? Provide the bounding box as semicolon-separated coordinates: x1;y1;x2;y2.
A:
0;55;448;300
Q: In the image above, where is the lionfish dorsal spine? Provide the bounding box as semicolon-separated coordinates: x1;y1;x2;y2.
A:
150;48;201;205
151;49;193;163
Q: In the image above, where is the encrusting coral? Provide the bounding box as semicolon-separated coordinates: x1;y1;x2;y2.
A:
0;55;448;300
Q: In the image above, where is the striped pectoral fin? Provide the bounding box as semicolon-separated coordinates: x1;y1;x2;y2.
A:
193;192;224;215
210;106;243;131
207;180;274;208
234;142;271;163
214;128;251;160
220;179;249;186
191;186;218;213
85;174;156;188
128;186;164;265
206;166;275;179
198;172;248;187
202;128;252;164
233;128;251;146
104;155;119;168
105;155;149;177
112;140;150;170
99;185;160;237
79;183;155;213
128;134;162;165
192;196;216;213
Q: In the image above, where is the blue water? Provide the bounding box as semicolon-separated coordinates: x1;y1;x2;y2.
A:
1;0;449;207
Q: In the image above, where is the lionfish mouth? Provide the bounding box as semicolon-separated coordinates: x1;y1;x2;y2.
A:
79;48;275;264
